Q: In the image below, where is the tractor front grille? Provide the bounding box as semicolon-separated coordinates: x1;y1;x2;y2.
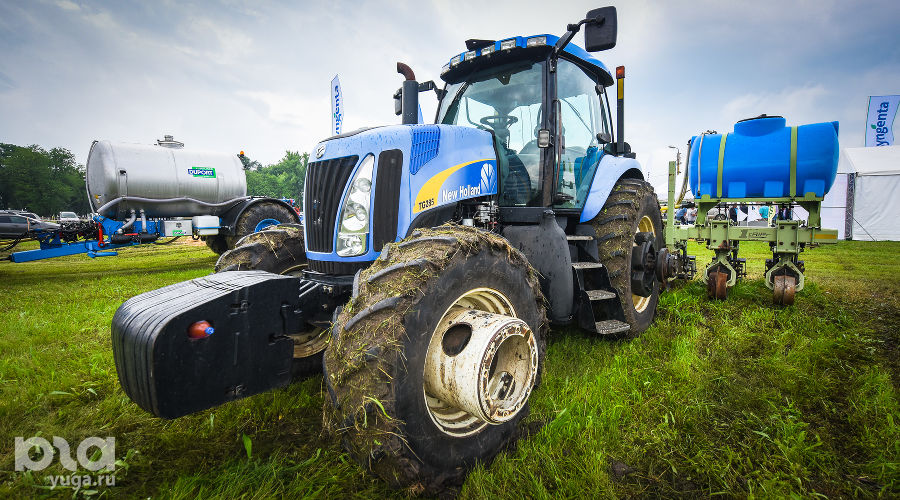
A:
304;155;358;253
372;149;403;251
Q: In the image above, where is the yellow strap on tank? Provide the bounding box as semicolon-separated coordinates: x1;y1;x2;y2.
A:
716;133;728;198
789;126;797;197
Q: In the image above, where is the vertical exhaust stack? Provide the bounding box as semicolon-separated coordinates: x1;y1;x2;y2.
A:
397;62;419;125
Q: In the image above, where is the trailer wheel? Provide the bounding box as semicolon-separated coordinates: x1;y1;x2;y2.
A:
227;201;297;248
203;234;229;255
215;224;323;377
324;226;546;493
591;178;663;335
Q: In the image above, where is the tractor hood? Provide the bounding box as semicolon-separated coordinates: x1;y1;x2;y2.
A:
304;124;498;268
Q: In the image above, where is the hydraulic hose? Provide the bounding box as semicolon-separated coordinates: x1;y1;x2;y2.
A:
117;210;137;233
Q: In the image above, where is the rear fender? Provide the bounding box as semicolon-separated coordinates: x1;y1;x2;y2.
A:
579;155;644;222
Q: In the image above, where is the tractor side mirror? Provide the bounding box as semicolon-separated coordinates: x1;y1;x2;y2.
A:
584;6;617;52
596;132;612;144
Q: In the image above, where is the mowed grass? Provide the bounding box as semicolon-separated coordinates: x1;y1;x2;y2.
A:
1;238;898;498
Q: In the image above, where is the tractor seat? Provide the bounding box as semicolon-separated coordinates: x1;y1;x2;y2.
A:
501;154;532;205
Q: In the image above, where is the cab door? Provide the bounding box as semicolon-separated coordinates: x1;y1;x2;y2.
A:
552;58;611;208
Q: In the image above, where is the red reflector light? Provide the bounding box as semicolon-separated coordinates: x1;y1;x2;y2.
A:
616;66;625;79
188;321;214;339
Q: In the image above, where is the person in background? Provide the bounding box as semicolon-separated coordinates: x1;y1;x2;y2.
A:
675;205;687;224
686;206;697;224
778;205;791;221
729;205;738;223
759;204;770;226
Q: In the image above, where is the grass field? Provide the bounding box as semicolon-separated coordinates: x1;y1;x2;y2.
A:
1;238;898;498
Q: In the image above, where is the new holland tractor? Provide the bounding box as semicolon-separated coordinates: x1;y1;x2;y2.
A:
112;6;672;490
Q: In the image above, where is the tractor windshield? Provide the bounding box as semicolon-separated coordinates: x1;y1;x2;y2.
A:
438;60;545;206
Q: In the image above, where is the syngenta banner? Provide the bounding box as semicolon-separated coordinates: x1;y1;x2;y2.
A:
866;95;900;146
331;75;343;136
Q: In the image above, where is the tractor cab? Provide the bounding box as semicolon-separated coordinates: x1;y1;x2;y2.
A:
437;33;617;211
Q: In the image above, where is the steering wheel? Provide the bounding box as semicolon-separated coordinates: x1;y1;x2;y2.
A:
480;115;519;129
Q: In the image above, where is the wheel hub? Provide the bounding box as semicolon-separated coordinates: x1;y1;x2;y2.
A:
424;290;538;436
631;231;657;298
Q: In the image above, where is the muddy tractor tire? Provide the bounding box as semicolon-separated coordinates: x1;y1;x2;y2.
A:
324;226;547;492
591;178;663;335
215;224;322;378
203;234;230;255
226;201;298;248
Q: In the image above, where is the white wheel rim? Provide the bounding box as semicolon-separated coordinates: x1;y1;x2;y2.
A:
423;287;537;437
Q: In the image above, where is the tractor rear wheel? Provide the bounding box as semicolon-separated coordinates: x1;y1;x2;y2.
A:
590;178;663;335
215;224;323;377
227;201;297;248
324;226;547;493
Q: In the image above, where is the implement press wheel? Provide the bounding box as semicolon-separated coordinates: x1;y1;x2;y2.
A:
773;274;797;306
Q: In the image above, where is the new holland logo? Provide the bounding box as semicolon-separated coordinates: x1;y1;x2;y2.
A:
315;144;326;159
188;167;216;178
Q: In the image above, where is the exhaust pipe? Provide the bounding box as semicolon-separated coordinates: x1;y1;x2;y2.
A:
397;62;419;125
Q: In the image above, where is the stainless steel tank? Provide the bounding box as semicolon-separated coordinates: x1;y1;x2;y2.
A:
86;139;248;218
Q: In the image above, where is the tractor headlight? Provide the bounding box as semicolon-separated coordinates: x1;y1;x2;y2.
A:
336;154;374;257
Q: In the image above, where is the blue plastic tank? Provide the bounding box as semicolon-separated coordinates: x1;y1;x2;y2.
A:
687;115;839;199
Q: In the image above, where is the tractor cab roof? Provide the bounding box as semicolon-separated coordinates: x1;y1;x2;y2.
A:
440;34;614;87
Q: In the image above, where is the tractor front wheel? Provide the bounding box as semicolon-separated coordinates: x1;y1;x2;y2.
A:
324;226;547;492
203;234;229;255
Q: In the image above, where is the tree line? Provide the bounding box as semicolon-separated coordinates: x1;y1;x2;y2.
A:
241;150;309;204
0;143;90;217
0;142;308;217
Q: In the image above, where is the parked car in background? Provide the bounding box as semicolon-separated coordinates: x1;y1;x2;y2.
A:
10;210;41;221
0;211;60;238
58;211;80;224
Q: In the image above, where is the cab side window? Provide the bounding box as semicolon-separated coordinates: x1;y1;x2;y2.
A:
555;58;609;208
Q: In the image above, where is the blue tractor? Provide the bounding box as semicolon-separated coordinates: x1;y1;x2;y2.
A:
112;6;670;490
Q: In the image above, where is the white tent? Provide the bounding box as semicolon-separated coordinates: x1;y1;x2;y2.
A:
822;146;900;241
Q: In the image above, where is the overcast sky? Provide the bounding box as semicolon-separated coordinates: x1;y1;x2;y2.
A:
2;0;899;196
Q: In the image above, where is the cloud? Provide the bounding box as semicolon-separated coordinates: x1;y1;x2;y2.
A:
55;0;80;12
237;90;327;128
1;0;899;173
721;85;831;125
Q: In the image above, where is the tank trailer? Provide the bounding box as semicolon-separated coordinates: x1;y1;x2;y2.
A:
7;136;299;263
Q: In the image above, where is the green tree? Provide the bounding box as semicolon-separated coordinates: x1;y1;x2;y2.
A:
244;150;308;205
0;144;89;217
238;152;262;171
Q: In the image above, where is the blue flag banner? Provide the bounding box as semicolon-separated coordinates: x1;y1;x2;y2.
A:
417;104;424;125
331;75;343;136
866;95;899;146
